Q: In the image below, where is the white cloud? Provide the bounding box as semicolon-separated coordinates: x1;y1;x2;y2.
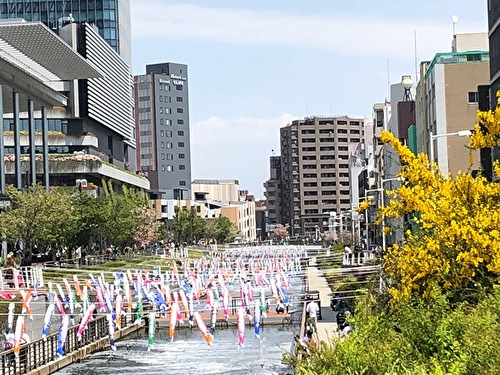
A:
190;113;295;196
131;1;485;60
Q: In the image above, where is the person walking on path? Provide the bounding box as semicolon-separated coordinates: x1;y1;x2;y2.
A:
306;300;320;326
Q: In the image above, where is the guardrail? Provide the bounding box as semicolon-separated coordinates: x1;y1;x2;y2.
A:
0;313;132;375
0;267;44;291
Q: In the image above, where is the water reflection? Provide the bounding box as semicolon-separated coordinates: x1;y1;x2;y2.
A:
54;325;297;375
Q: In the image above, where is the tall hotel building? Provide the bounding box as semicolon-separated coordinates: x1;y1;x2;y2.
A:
134;63;192;201
0;0;131;66
278;116;364;238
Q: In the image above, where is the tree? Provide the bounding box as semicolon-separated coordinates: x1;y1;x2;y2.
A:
322;230;336;246
0;185;78;253
373;123;500;303
133;206;161;248
273;224;289;241
172;206;206;244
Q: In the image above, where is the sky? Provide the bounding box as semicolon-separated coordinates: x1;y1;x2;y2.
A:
129;0;488;199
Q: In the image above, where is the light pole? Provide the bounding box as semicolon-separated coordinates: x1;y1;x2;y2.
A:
429;129;472;167
365;177;404;252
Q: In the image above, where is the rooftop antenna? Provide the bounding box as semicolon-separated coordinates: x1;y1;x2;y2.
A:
386;58;390;99
414;30;419;82
452;15;459;36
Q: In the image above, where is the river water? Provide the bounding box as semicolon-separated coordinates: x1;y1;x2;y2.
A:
54;325;296;375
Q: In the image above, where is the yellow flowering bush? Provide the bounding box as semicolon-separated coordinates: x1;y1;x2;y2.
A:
378;121;500;303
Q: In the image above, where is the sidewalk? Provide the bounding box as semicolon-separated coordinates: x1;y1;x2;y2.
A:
307;257;337;343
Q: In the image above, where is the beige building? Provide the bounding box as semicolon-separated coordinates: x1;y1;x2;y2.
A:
416;34;489;176
221;200;257;242
192;179;240;202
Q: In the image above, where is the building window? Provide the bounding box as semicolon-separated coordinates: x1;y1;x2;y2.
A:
179;153;185;159
177;119;184;125
160;130;164;137
468;91;479;103
176;97;183;102
177;108;184;113
178;131;185;136
179;165;186;170
160;142;164;148
180;180;186;186
161;153;165;160
159;107;163;114
167;165;173;172
161;165;165;171
178;142;185;147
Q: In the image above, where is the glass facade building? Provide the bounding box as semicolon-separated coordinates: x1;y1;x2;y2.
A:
0;0;131;66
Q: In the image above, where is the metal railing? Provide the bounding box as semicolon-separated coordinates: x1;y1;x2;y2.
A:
0;267;44;291
0;313;131;375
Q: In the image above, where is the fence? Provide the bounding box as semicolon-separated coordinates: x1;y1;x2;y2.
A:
0;267;44;291
0;313;131;375
342;251;376;266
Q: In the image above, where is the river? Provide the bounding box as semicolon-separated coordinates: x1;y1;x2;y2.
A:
54;325;296;375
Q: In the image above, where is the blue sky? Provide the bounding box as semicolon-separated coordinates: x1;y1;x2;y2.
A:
129;0;487;198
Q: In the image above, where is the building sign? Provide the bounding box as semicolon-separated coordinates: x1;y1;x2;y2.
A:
170;74;187;81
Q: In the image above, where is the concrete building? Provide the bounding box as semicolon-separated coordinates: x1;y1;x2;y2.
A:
191;179;239;203
278;116;365;238
0;20;145;195
485;2;500;180
263;155;282;236
221;200;256;242
0;0;132;66
489;2;500;106
416;34;489;176
135;63;192;202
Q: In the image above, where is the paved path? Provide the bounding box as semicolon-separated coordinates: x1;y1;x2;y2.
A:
307;257;337;344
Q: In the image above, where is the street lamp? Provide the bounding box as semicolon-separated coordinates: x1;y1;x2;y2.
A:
365;177;403;252
429;129;472;167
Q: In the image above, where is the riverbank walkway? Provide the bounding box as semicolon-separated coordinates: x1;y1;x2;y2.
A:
306;256;337;343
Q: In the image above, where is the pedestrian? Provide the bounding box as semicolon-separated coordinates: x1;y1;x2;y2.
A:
343;244;352;254
306;300;320;325
3;253;17;287
75;246;82;267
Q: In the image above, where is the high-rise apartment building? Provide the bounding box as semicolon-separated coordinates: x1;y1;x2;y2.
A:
0;0;131;66
277;116;365;238
134;63;192;201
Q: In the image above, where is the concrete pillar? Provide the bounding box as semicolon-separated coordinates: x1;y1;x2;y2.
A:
41;107;49;191
0;84;4;194
13;91;21;190
28;99;36;186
